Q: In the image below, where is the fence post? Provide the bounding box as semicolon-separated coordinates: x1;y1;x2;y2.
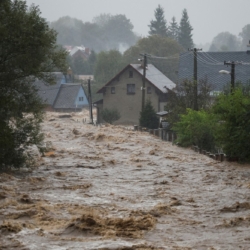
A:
172;132;175;144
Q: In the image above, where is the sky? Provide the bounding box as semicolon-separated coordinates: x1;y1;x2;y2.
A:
25;0;250;47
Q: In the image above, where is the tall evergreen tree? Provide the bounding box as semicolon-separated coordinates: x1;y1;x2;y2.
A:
168;16;179;41
148;5;168;37
178;9;194;50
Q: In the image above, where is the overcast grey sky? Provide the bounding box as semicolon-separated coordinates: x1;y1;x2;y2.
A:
25;0;250;46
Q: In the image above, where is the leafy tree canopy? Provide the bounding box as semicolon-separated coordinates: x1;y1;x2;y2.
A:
0;0;67;169
239;24;250;50
148;5;168;37
123;35;183;82
51;14;138;52
173;109;217;152
209;32;240;52
213;89;250;161
94;50;126;84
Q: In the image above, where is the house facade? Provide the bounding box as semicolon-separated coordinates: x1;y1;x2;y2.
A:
96;64;176;125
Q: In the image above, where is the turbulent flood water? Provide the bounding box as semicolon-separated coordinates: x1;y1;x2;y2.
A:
1;111;250;250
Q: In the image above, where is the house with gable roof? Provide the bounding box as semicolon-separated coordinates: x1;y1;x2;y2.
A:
69;46;90;60
35;72;89;112
178;51;250;92
95;64;176;125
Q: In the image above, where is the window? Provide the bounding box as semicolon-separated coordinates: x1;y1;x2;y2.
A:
79;97;84;101
129;70;133;78
127;84;135;94
147;87;152;94
111;87;115;94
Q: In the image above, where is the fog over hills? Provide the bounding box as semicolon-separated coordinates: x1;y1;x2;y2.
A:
25;0;250;46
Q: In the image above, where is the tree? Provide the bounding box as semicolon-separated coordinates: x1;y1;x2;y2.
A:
213;89;250;161
178;9;194;50
94;50;125;84
148;5;168;37
239;24;250;50
173;109;217;152
123;35;183;82
88;50;97;74
101;108;121;124
0;0;67;169
93;14;138;51
51;15;138;52
168;17;179;41
50;16;84;46
165;77;214;128
209;32;240;52
139;100;159;129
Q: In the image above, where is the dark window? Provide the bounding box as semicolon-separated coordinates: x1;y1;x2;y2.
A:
111;87;115;94
129;70;133;78
79;97;84;101
147;87;152;94
127;84;135;94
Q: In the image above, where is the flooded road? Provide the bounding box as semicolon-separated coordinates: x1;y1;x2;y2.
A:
1;111;250;249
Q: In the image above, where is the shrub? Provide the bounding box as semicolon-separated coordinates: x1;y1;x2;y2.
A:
101;108;121;124
173;109;217;152
213;89;250;161
139;100;159;129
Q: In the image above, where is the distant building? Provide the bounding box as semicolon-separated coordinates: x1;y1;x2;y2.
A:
35;72;89;112
64;45;90;60
95;64;176;125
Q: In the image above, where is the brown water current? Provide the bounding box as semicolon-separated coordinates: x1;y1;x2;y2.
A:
0;111;250;250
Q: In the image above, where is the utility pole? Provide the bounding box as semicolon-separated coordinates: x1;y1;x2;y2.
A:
87;78;93;124
224;61;243;93
189;48;202;111
139;53;147;111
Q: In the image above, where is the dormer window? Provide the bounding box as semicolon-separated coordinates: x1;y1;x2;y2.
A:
129;70;133;78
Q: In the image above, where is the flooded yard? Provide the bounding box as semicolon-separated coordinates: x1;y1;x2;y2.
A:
1;111;250;249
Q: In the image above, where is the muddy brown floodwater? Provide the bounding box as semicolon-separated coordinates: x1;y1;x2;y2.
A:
1;111;250;250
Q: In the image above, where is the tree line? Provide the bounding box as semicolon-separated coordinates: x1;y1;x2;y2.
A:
209;26;250;51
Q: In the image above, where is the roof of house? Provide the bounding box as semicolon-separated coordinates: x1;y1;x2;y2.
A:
97;64;176;94
53;84;85;109
178;51;250;91
69;46;85;56
34;72;65;105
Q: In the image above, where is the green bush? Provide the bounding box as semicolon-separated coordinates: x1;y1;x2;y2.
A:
139;100;159;129
173;109;217;152
213;89;250;161
101;108;121;124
